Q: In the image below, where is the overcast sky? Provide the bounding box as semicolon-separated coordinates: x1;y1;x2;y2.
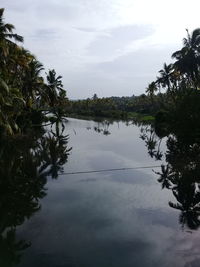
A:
2;0;200;99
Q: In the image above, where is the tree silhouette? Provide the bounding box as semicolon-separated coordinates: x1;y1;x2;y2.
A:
141;122;200;230
0;125;72;266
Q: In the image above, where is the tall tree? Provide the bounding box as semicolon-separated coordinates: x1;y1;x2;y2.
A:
0;8;23;43
172;28;200;85
156;63;173;91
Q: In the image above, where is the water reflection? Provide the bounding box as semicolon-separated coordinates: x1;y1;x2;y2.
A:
86;120;112;135
141;124;200;230
86;119;151;136
0;126;72;266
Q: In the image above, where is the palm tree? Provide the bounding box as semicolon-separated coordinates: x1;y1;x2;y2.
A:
46;69;63;106
172;28;200;85
0;9;69;135
146;81;157;97
45;70;68;133
156;63;173;91
0;8;23;66
0;8;23;43
22;59;44;106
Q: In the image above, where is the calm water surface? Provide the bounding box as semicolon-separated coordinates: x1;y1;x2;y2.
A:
4;118;200;267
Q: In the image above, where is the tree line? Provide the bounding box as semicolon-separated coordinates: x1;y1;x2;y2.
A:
68;94;160;120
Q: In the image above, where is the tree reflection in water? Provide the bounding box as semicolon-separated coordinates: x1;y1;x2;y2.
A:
87;120;112;135
0;126;72;267
140;124;200;230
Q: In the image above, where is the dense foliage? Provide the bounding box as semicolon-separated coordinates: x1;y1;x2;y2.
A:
0;8;69;136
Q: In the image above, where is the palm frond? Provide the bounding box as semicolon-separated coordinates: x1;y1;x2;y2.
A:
4;23;15;32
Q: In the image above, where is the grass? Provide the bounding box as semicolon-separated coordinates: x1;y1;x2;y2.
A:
68;111;155;123
127;112;155;122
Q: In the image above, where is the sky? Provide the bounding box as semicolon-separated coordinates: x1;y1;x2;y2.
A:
2;0;200;99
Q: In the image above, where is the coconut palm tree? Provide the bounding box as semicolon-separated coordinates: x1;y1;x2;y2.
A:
172;28;200;86
22;59;44;106
0;8;23;67
156;63;173;91
0;9;69;135
0;8;23;43
146;81;157;96
145;82;158;104
46;69;63;106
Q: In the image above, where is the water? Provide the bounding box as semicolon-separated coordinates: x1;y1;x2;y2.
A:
1;118;200;267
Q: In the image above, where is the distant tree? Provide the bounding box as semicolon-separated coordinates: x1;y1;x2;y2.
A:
92;93;98;100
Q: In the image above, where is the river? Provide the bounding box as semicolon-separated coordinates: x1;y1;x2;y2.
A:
2;118;200;267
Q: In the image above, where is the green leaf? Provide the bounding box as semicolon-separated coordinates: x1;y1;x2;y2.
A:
0;78;9;94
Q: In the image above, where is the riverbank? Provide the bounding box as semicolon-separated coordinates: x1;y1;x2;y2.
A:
67;112;155;123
